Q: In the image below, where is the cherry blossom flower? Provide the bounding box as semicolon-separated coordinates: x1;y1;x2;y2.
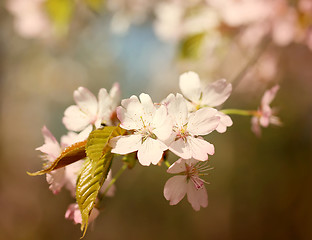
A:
251;85;282;136
63;83;120;133
110;93;172;166
36;126;88;196
165;93;219;161
164;158;212;211
179;71;233;133
65;203;100;225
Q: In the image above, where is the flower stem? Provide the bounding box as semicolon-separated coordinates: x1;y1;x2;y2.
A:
97;163;128;204
221;109;258;116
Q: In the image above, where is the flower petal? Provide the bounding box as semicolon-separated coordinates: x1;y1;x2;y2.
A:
167;93;189;127
169;138;192;159
139;93;155;122
46;168;66;194
153;105;173;141
110;135;142;155
73;87;98;117
187;136;214;161
186;180;208;211
261;85;279;107
251;116;261;137
179;71;201;103
137;138;167;166
216;111;233;133
63;105;92;131
164;175;187;205
187;107;219;135
202;79;232;107
36;126;61;160
167;158;187;174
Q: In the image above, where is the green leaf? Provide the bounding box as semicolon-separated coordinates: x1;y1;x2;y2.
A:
28;140;87;176
45;0;74;36
77;126;125;237
179;32;206;59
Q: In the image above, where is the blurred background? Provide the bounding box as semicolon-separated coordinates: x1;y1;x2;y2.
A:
1;0;312;239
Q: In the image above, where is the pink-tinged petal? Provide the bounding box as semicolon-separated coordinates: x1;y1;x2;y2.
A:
60;127;92;149
259;115;270;127
46;168;66;194
110;135;142;155
216;111;233;133
65;203;99;224
64;160;85;197
36;126;61;160
97;88;111;123
63;105;92;131
119;99;145;130
109;82;121;106
169;138;192;159
167;158;187;174
73;87;98;117
139;93;155;122
251;116;261;137
187;108;219;135
164;175;187;205
161;93;175;106
179;71;201;103
186;181;208;211
270;115;282;126
137;138;167;166
153;105;173;141
202;79;232;107
187;136;214;161
168;93;189;127
261;85;280;106
121;95;140;108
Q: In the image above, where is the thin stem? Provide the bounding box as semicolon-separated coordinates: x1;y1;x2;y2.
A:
98;163;128;202
221;109;258;116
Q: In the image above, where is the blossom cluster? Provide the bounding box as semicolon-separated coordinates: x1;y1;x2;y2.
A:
35;71;280;230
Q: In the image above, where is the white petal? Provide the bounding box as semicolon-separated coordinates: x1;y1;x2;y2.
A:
73;87;98;117
187;136;214;161
187;108;220;135
168;93;189;127
139;93;155;122
36;126;61;160
216;111;233;133
109;82;121;107
63;105;92;131
179;71;201;103
110;135;142;154
153;105;173;141
97;88;111;124
46;168;66;194
118;97;145;130
164;175;187;205
186;181;208;211
167;158;187;174
202;79;232;107
137;138;167;166
169;138;192;159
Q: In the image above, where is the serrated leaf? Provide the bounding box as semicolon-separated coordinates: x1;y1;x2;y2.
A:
76;154;113;238
28;140;87;176
86;126;125;164
179;32;206;59
77;126;125;237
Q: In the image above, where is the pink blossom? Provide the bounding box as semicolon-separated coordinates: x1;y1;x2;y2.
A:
251;85;282;136
165;93;219;161
63;83;120;132
65;203;99;225
179;71;233;133
36;126;88;196
164;158;211;211
110;93;172;166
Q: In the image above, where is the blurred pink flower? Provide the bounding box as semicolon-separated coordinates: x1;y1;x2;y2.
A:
164;158;211;211
6;0;52;39
110;93;172;166
251;85;282;136
63;83;120;133
165;93;219;161
179;71;233;133
65;203;99;225
36;126;88;196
